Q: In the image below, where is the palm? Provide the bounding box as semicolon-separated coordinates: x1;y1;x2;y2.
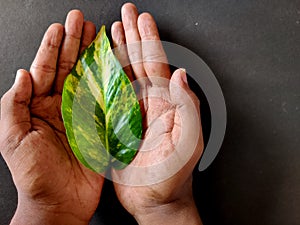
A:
0;11;104;223
131;84;179;167
110;3;203;217
114;90;175;204
113;82;199;213
10;94;103;218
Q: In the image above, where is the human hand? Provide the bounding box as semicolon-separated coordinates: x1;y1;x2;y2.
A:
0;10;103;225
110;3;203;225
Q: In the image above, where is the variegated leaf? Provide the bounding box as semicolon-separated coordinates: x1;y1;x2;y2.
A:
61;26;142;173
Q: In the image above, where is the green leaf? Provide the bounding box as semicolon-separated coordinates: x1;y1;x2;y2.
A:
61;26;142;173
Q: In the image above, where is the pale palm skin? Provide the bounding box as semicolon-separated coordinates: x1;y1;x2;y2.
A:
0;3;203;225
110;4;204;225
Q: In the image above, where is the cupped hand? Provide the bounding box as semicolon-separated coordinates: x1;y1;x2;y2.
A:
0;10;103;225
110;3;204;225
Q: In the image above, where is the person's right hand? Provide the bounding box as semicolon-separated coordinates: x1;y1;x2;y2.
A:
110;3;204;225
0;10;103;225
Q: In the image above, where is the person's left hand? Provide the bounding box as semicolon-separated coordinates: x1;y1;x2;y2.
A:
110;3;203;225
0;10;103;225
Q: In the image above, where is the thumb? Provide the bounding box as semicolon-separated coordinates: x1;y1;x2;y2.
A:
171;68;189;88
169;68;200;111
0;69;32;129
0;69;32;158
169;68;203;169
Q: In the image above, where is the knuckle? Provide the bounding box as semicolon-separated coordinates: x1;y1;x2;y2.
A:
45;39;60;50
44;25;63;49
58;59;76;71
143;52;167;64
128;49;142;64
141;33;159;41
31;63;56;74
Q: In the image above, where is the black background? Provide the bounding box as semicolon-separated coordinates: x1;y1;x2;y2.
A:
0;0;299;225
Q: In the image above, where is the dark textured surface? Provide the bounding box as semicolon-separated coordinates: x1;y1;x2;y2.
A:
0;0;299;225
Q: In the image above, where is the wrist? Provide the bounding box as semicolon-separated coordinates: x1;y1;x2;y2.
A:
134;198;202;225
10;195;89;225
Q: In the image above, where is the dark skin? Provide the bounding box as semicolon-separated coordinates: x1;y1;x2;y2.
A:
0;11;103;225
0;3;203;225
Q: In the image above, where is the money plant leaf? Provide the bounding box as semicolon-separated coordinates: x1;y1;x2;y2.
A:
61;26;142;173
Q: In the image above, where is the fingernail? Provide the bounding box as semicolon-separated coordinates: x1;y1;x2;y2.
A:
180;68;188;84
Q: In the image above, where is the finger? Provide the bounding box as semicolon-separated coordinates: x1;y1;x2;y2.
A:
170;68;203;162
55;10;84;94
0;69;32;128
137;13;171;79
79;21;96;54
111;21;134;81
30;23;64;96
169;69;200;112
121;3;147;79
